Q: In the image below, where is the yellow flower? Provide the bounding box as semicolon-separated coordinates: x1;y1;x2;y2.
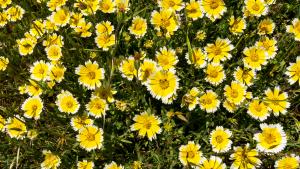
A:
210;126;232;153
76;125;104;151
201;0;227;21
0;0;11;8
185;48;207;69
50;8;70;27
229;16;246;35
75;60;105;90
30;60;50;81
95;21;114;35
26;80;43;96
104;161;124;169
223;100;238;113
233;67;256;86
130;112;161;141
44;19;59;32
199;156;226;169
258;18;275;35
119;56;137;80
286;56;300;85
86;96;108;118
21;97;43;120
255;37;277;59
56;90;80;114
45;45;62;61
42;33;64;48
69;12;84;28
264;86;290;116
17;38;37;56
93;85;117;103
186;0;203;20
224;81;247;105
286;18;300;41
244;0;268;17
199;90;220;113
205;63;226;86
159;0;183;11
75;20;93;38
115;100;128;111
115;0;130;13
179;141;202;166
0;115;6;132
254;123;287;153
0;56;9;71
70;115;94;131
6;116;27;139
99;0;115;13
27;129;38;140
230;144;262;169
132;161;142;169
6;5;25;22
247;98;270;121
205;38;234;64
195;30;206;41
49;64;66;83
151;9;178;37
41;150;61;169
156;47;178;70
77;160;94;169
47;0;67;11
181;87;200;111
74;0;99;16
138;58;158;84
29;19;45;38
95;34;116;51
147;69;179;104
275;154;300;169
0;12;8;27
128;16;147;38
243;46;267;70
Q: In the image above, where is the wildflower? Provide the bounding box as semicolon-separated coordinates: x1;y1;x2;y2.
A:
99;0;115;13
255;37;277;59
0;0;11;8
151;9;178;37
205;63;226;86
129;16;147;38
0;56;9;71
247;98;270;121
27;129;38;140
204;38;234;64
77;125;104;151
42;33;64;48
70;115;94;131
201;0;227;21
104;161;124;169
0;12;8;27
132;161;142;169
50;8;70;27
30;60;51;81
17;38;37;56
186;0;203;20
47;0;67;11
6;5;25;22
86;96;108;118
95;21;114;35
243;46;267;71
130;112;161;141
74;0;99;16
224;81;247;105
119;56;137;81
233;67;256;86
223;100;238;113
230;144;262;169
49;64;66;83
6;116;27;139
26;80;43;96
275;154;300;169
159;0;183;11
199;156;226;169
156;47;178;70
75;20;93;38
181;87;200;111
41;150;61;169
264;86;290;116
286;18;300;41
45;45;62;61
195;30;206;41
258;18;275;35
199;90;220;113
69;12;84;28
138;59;158;84
93;85;117;103
244;0;268;17
285;56;300;85
185;48;207;69
95;34;116;51
56;90;80;114
77;160;94;169
0;115;5;132
210;126;232;153
229;16;247;35
179;141;202;166
21;96;43;120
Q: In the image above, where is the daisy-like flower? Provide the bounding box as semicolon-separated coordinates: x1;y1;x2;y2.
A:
50;7;70;27
104;161;124;169
74;20;93;38
75;60;105;90
255;37;277;60
56;90;80;114
42;33;64;48
115;0;130;13
230;144;262;169
16;37;37;56
159;0;183;11
93;85;117;103
138;59;158;84
181;87;200;111
69;12;84;28
21;96;43;120
41;150;61;169
0;12;8;27
210;126;232;153
77;160;94;169
146;69;179;104
30;60;51;81
186;0;204;20
95;21;114;35
285;56;300;85
6;5;25;22
95;33;116;51
229;16;247;35
74;0;99;16
29;20;46;37
26;80;43;96
247;98;270;121
130;112;162;141
233;67;256;86
185;48;207;69
286;18;300;41
199;156;226;169
205;63;226;86
254;123;287;153
205;38;234;64
128;16;147;38
49;64;66;83
156;47;178;70
0;56;9;71
223;100;238;113
179;141;202;167
119;56;137;81
224;81;247;105
0;0;11;8
151;9;178;37
77;125;104;151
275;154;300;169
258;18;275;35
0;115;5;132
264;87;290;116
6;116;27;139
199;90;220;113
99;0;115;13
244;0;268;17
243;46;267;71
70;115;94;131
47;0;67;11
45;45;62;61
201;0;227;21
44;18;59;32
86;96;108;118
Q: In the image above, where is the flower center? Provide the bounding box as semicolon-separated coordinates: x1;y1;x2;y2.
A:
201;97;212;105
143;121;152;129
32;105;38;112
254;104;262;112
134;22;143;31
250;53;259;62
264;132;276;145
208;69;218;78
102;3;110;10
88;71;96;79
59;13;66;21
66;101;74;108
213;47;222;55
252;3;260;11
189;8;197;14
215;135;224;143
187;151;195;158
159;78;170;89
86;133;95;141
162;18;171;27
210;0;219;9
231;90;239;98
39;68;45;74
168;1;176;7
